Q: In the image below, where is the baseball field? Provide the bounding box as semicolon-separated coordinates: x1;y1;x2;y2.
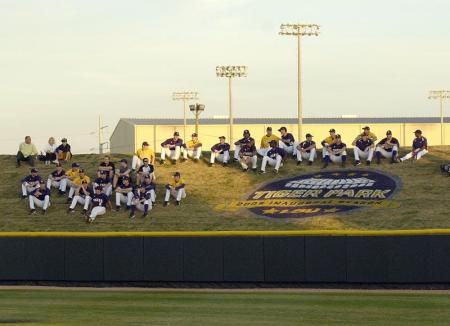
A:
1;146;449;232
0;288;449;325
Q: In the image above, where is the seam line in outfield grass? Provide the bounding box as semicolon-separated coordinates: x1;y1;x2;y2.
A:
1;229;450;237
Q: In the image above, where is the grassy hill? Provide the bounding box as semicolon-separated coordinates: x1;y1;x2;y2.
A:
0;148;449;232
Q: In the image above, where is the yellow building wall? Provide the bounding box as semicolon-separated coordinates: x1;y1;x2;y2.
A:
134;123;450;153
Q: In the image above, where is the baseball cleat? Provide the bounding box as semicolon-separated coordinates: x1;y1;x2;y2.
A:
87;217;94;223
252;168;257;173
209;163;213;167
42;209;47;215
354;160;361;166
143;213;148;218
81;209;87;216
21;195;27;199
67;208;75;214
66;197;72;203
242;168;248;172
273;169;279;174
175;201;181;206
159;160;165;165
366;161;371;166
222;162;228;167
259;170;266;174
29;209;36;215
163;201;169;207
308;161;313;166
129;213;136;219
296;161;301;166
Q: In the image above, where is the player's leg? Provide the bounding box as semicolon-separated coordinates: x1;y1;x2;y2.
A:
400;151;413;162
353;147;361;164
89;206;106;221
160;147;167;161
233;145;241;161
43;195;50;211
260;156;269;172
21;183;28;197
292;142;299;156
391;145;399;162
131;156;142;170
194;147;202;159
104;185;112;197
174;146;181;160
182;147;188;160
375;146;382;164
175;188;186;204
126;192;134;207
257;148;267;156
115;192;122;207
222;151;229;164
83;196;91;210
164;185;171;204
341;151;347;167
210;152;216;164
28;196;36;211
69;195;80;210
308;148;316;162
416;149;428;160
240;157;248;170
46;178;52;190
367;147;374;163
274;155;282;172
251;155;258;170
296;150;302;162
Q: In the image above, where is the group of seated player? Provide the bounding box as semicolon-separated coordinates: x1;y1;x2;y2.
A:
16;136;72;167
20;155;187;222
142;126;428;173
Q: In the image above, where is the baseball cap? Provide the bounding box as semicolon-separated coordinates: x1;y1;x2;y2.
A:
120;159;128;163
414;129;422;134
243;129;250;134
306;133;313;138
31;168;38;173
174;131;180;136
386;130;392;135
95;186;103;191
174;172;181;177
278;127;287;132
142;141;149;146
329;128;336;133
219;136;226;139
61;138;67;142
72;163;80;168
192;133;198;137
362;126;370;130
266;126;272;131
269;140;278;146
336;134;342;139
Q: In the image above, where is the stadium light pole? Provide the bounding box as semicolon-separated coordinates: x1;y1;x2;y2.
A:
428;90;450;145
189;103;205;134
172;91;199;140
279;23;320;141
216;66;248;145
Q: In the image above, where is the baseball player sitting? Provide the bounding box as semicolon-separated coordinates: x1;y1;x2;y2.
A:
239;142;258;172
21;168;42;199
296;133;316;165
160;132;183;164
164;172;186;206
141;174;157;206
67;180;93;215
322;134;347;168
210;136;230;166
130;186;152;219
182;133;202;161
233;130;255;161
278;127;297;156
375;130;400;164
258;127;280;156
87;186;111;223
112;159;131;188
67;168;91;203
352;126;378;145
46;163;66;195
353;134;375;166
28;180;51;215
136;158;155;185
98;156;115;178
56;138;72;162
114;177;134;211
93;171;113;197
321;129;338;158
260;140;286;174
399;130;428;162
65;163;80;192
132;141;155;171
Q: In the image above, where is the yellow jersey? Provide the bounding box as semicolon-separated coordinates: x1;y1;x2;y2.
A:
66;169;80;179
169;178;185;188
353;131;377;145
185;140;202;150
260;134;280;149
322;136;337;146
73;175;91;186
136;148;155;161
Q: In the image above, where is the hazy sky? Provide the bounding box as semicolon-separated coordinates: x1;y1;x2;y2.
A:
1;0;449;154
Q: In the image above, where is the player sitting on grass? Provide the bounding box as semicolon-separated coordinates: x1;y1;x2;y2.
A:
182;133;202;162
114;177;134;211
113;159;131;189
296;133;316;165
322;134;347;169
86;186;111;223
68;180;93;216
239;142;258;172
46;163;66;195
209;136;230;167
65;163;80;193
67;168;91;203
278;127;296;157
98;156;115;178
21;168;42;199
258;127;280;156
233;130;255;162
29;180;51;215
136;158;155;185
353;134;375;166
375;130;400;164
260;140;286;174
141;174;157;206
93;171;112;197
321;129;338;159
160;132;183;164
56;138;72;162
17;136;38;167
130;185;152;219
132;141;155;171
164;172;186;206
398;130;428;162
352;126;377;145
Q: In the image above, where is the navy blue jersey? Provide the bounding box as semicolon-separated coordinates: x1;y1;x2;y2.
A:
236;137;254;145
413;136;427;150
299;140;316;152
281;133;295;146
266;147;286;159
57;144;71;153
79;187;94;199
138;164;154;174
141;182;156;192
94;177;111;186
330;143;346;155
51;169;65;179
239;145;257;156
31;188;50;200
99;162;115;176
355;139;373;151
134;190;150;202
377;137;399;152
91;193;109;207
211;143;230;153
161;138;183;148
22;175;42;184
117;183;134;192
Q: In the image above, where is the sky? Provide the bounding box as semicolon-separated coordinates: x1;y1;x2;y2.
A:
1;0;449;154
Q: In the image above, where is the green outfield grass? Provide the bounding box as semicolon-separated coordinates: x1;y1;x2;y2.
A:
0;147;449;232
0;289;449;325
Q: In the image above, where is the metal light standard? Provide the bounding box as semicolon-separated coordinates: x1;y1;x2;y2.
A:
216;66;248;145
172;91;199;140
279;23;320;140
428;90;450;145
189;103;205;134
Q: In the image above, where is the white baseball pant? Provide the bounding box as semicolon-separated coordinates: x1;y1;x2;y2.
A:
183;146;202;159
375;145;398;158
132;199;152;211
160;147;181;161
29;195;50;210
257;148;269;156
89;206;106;220
261;155;283;172
94;183;112;197
322;146;329;158
353;147;374;162
115;192;134;206
70;196;91;210
233;145;242;160
146;189;156;202
46;178;67;192
240;156;258;170
296;148;316;162
22;183;38;196
329;151;347;163
278;141;296;155
132;156;143;170
210;151;230;164
400;149;428;162
165;188;186;202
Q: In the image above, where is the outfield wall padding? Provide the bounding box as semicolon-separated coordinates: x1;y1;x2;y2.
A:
0;235;450;283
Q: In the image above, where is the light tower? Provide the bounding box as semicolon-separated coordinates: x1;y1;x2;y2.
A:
172;91;199;140
428;90;450;145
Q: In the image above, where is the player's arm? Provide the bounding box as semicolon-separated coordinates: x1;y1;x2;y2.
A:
351;135;360;146
234;138;241;146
